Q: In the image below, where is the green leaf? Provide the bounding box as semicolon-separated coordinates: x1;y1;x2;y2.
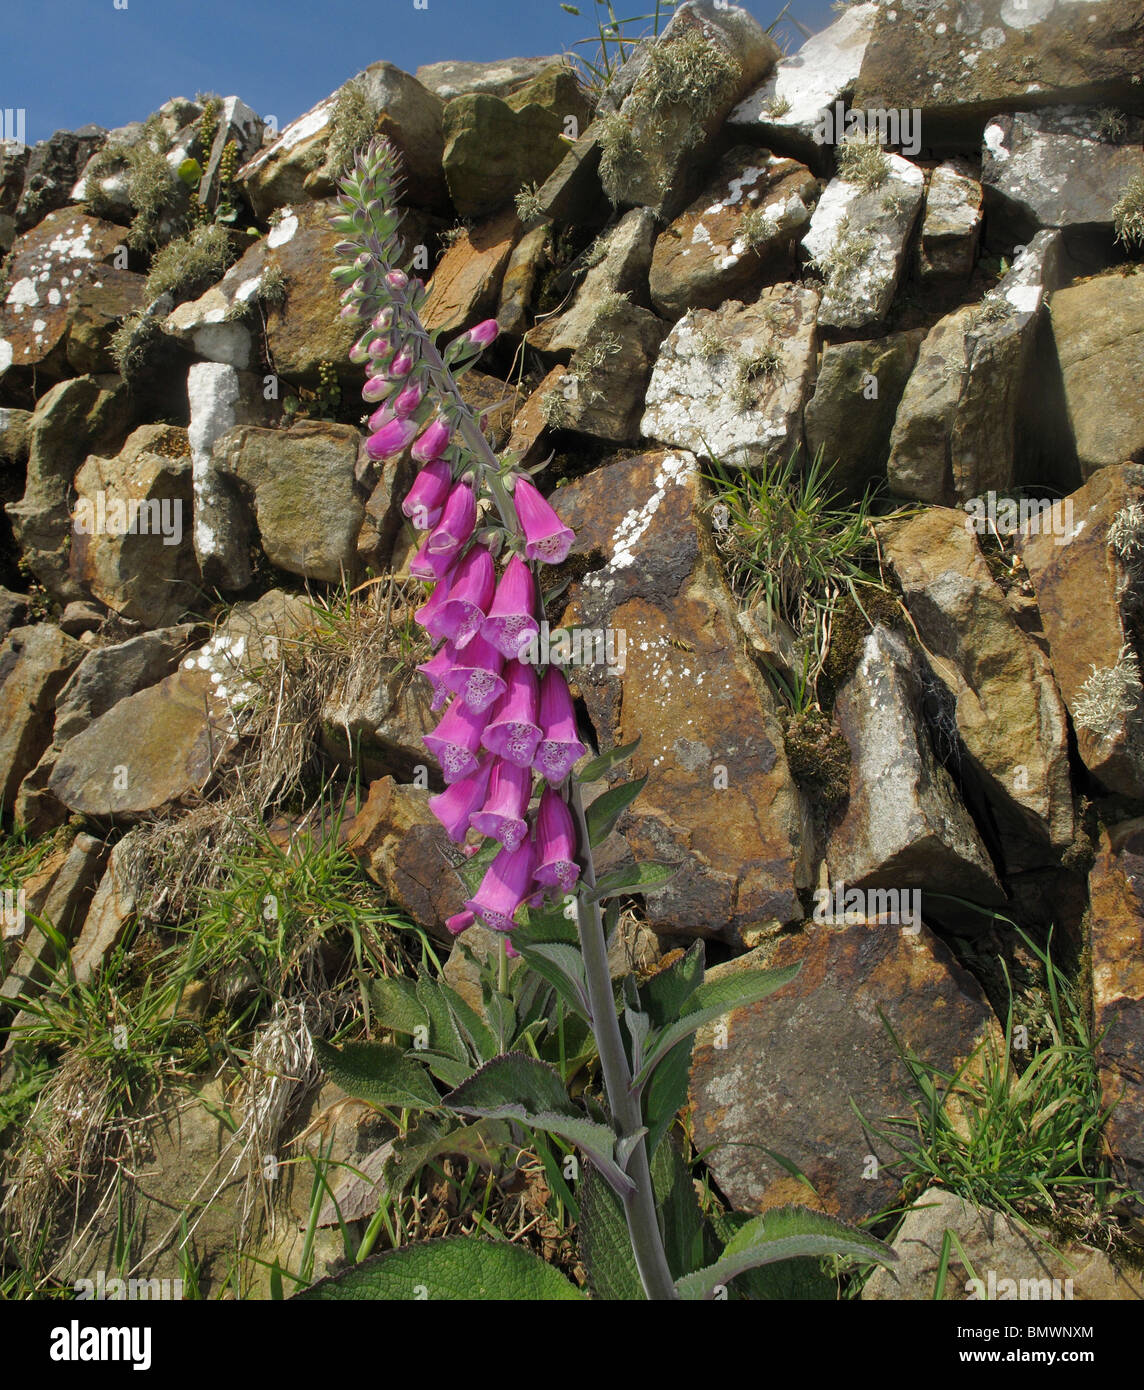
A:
293;1235;584;1300
177;156;203;187
589;861;679;902
311;1037;440;1111
653;1137;714;1280
454;838;499;898
416;976;468;1062
369;975;428;1036
635;963;801;1088
385;1115;512;1196
414;1049;475;1089
514;941;590;1022
642;1037;693;1158
437;980;498;1065
638;940;705;1030
707;1212;837;1301
514;900;579;946
585;776;647;848
578;1162;644;1300
578;737;640;785
442;1055;632;1196
675;1206;897;1301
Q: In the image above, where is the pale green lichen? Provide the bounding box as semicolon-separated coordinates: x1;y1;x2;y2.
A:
144;221;233;302
836;133;890;192
1073;645;1143;741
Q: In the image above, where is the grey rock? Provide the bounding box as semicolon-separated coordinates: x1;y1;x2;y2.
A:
54;624;202;744
918;159;983;281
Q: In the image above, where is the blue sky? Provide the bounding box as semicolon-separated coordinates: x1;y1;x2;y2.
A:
1;0;836;146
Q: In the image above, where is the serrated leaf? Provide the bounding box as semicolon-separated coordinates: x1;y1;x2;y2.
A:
369;975;428;1036
578;1162;644;1300
706;1212;836;1300
578;737;641;785
416;975;468;1062
585;776;647;848
442;1056;632;1196
514;941;590;1022
415;1049;475;1089
454;838;499;897
635;962;801;1088
311;1037;440;1111
293;1235;585;1300
653;1137;715;1281
589;860;679;902
437;980;498;1064
675;1206;897;1300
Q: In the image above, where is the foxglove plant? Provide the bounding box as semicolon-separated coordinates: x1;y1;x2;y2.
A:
306;137;897;1303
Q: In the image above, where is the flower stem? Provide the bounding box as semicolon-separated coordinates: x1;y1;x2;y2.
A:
568;779;678;1301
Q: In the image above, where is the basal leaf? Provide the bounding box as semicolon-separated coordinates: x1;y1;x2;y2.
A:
369;975;428;1036
706;1212;836;1300
311;1037;440;1111
589;861;679;902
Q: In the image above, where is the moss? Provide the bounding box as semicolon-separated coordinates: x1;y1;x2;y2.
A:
110;308;164;380
638;28;740;123
85;117;179;252
144;222;233;303
821;585;905;695
738;205;775;251
782;705;850;801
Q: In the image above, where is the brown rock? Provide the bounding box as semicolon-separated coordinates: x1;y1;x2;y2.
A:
0;623;85;813
70;833;138;986
421;208;522;338
65;262;147;374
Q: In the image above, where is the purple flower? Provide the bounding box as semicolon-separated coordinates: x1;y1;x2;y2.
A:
402;459;453;531
410;483;476;579
470;758;532;852
412;419;452;463
393;381;425;417
464;837;536;934
416;641;457;711
414;566;457;641
443;631;507;712
481;554;539;658
481;660;542;768
428;758;493;841
514;477;576;565
533;786;580;894
432;544;495;648
390;350;415;378
366;416;418;460
423;696;489;783
468;319;500;348
368;402;397;431
362;373;395;403
446;909;476;937
532;666;588;783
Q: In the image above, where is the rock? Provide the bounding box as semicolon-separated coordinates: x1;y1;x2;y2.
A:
14;126;106;231
0;587;29;639
497;223;551;336
887;230;1066;504
803;330;923;498
802;153;924;332
195;97;265;213
863;1187;1143;1300
213;421;366;583
529;208;657;355
641;285;818;467
918;160;983;282
530;122;609;229
54;624;202;744
1;833;106;1007
540;297;666;443
1050;272;1144;477
826;626;1006;915
343;777;468;936
727;4;879;168
507;365;565;465
186;362;261;591
57;600;106;636
71;113;193;235
320;658;438;784
69;833;138;986
982;107;1144;257
13;746;67;838
0;407;31;463
1019;465;1144;799
65;262;148;374
647;149;817;317
415;56;567;101
6;375;134;601
879;509;1074;872
599;2;780;218
70;424;200;628
0;210;127;380
0;623;85;813
442;68;593;218
0;141;30;219
237;64;446;219
853;0;1144;146
554;450;812;941
689;923;995;1222
421;207;522;338
1088;821;1144;1200
49;590;311;817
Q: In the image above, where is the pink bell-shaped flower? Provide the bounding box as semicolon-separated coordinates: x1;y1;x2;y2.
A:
532;666;588;783
443;631;507;713
412;419;452;463
428;758;493;841
410;483;476;580
446;909;476;937
432;544;495;649
416;641;457;711
481;554;539;658
469;758;532;853
464;837;536;934
513;476;576;565
366;416;418;460
402;459;453;531
532;785;580;894
481;660;542;768
423;695;489;784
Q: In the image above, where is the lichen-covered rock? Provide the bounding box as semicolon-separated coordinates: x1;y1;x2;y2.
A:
648;148;817;317
826;625;1006;915
65;262;148;374
918;160;983;282
801;152;923;332
14;126;106;231
415;56;566;101
727;3;879;168
0;623;85;813
237;63;446;219
887;231;1066;504
803;330;922;498
641;286;818;467
879;508;1074;872
1019;465;1144;799
213;422;366;583
689;924;995;1222
421;207;521;338
553;450;812;941
599;0;780;218
70;424;200;628
0;406;32;464
0;210;126;380
1050;272;1144;477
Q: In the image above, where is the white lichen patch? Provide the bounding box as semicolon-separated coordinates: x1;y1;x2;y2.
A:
609;452;695;570
7;277;38;308
268;209;299;248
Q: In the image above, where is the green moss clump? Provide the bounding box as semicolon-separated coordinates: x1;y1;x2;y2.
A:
324;79;380;181
86;114;179;251
144;221;233;303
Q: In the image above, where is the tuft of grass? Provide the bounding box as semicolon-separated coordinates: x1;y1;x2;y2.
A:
514;181;545;224
739;204;777;251
324;79;380;182
144;221;234;303
1073;644;1143;741
84;114;180;251
637;26;740;122
764;94;792;119
810;214;874;287
1113;174;1144;251
836;133;890;192
1108;501;1144;564
732;345;783;407
110;307;164;380
1097;107;1128;143
696;326;726;358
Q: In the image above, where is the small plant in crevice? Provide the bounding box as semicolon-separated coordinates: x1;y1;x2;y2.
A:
143;221;234;304
514;181;545;224
836;132;890;191
1073;644;1143;742
1097;107;1129;144
732;345;783;408
1113;174;1144;252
